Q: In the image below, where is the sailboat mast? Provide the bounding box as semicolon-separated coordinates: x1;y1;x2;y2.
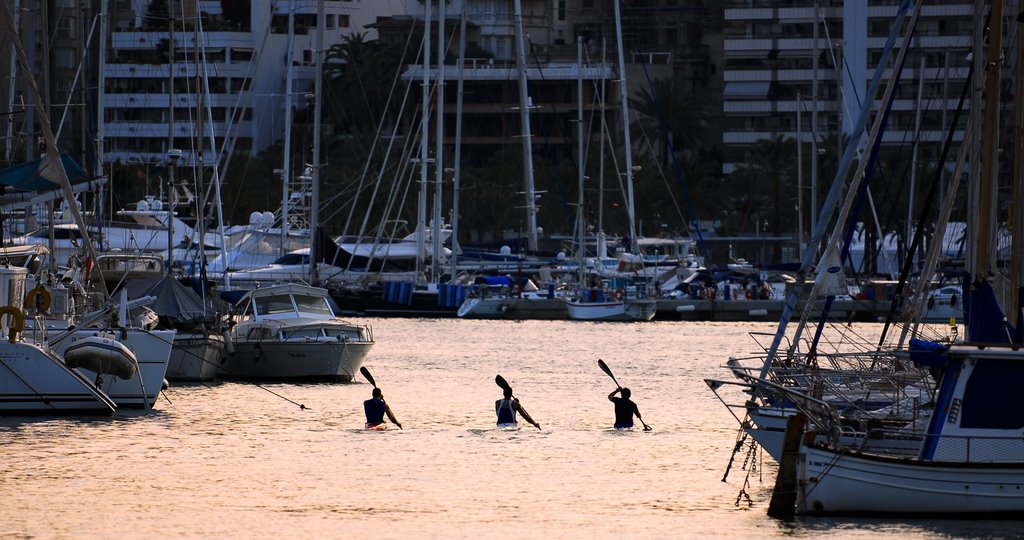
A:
3;0;17;163
416;0;431;282
449;10;467;278
576;35;586;285
310;0;325;284
281;2;297;258
612;0;637;244
513;0;539;252
166;0;176;269
432;0;446;281
1012;2;1024;331
975;0;1002;278
0;2;106;292
598;37;606;259
96;0;108;218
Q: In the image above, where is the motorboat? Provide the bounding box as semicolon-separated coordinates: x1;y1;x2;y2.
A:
222;283;373;382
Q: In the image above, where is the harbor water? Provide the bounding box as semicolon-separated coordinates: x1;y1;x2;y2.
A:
1;319;1016;538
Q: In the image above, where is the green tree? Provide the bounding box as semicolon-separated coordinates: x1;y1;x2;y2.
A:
729;135;797;263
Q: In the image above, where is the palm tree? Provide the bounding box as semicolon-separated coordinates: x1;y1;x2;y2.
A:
729;135;797;263
630;78;713;165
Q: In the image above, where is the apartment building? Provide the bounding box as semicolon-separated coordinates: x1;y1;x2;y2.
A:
375;0;720;163
103;0;394;168
722;0;973;175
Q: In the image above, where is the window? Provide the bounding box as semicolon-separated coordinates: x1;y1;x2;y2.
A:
338;14;349;28
56;17;75;40
255;294;295;315
231;48;254;62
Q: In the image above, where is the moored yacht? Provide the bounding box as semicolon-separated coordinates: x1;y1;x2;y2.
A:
222;283;373;382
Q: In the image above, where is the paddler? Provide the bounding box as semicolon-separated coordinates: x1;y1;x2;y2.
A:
608;387;643;430
364;387;402;430
495;386;540;429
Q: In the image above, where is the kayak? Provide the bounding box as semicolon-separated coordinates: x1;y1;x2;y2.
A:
365;423;388;431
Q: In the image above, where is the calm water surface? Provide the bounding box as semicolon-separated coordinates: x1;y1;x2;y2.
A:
1;320;1019;538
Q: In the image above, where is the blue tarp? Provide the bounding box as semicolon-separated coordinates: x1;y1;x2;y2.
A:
437;284;466;307
382;281;414;305
908;338;948;368
0;153;87;191
475;276;514;287
964;276;1015;343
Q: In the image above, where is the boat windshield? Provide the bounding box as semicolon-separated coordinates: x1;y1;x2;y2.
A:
254;294;295;315
294;294;333;316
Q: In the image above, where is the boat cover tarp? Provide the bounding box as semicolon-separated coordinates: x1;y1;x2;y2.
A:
382;281;414;305
963;276;1015;343
908;338;948;368
0;153;86;191
317;227;412;272
475;275;514;287
960;358;1024;429
124;275;216;323
437;284;466;307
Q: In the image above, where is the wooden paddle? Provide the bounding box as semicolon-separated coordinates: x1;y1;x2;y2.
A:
597;359;652;431
495;374;541;430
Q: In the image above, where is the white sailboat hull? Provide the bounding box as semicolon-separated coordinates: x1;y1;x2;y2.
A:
797;444;1024;516
221;340;371;382
166;332;224;382
457;296;567;319
0;340;116;414
50;329;174;409
565;299;656;322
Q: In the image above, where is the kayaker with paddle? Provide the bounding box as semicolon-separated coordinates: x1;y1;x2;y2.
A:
607;387;644;430
364;387;402;430
495;385;540;430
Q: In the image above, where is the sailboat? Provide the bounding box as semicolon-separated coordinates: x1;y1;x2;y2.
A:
709;0;1024;517
564;0;655;323
0;266;117;414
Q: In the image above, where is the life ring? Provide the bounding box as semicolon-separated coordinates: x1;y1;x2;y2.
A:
0;306;24;343
26;287;51;312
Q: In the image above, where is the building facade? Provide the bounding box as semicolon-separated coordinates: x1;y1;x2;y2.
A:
722;0;973;175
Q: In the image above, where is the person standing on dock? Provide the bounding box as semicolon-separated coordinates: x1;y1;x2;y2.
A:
364;387;402;430
495;387;540;429
608;387;643;430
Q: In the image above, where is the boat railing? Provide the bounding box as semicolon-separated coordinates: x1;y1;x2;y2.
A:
31;315;48;348
837;427;1024;463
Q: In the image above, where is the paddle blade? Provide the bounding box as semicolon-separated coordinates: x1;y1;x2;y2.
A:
597;359;618;384
360;366;377;387
495;374;511;391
